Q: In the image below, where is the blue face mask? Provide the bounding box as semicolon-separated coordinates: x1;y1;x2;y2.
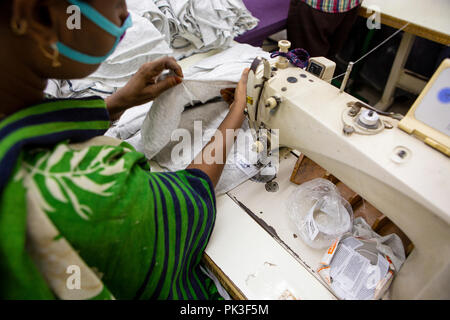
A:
56;0;132;65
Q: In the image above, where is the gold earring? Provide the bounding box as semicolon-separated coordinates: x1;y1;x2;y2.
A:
39;43;62;68
11;19;28;35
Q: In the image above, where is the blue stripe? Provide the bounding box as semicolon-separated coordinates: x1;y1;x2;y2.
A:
173;172;215;299
0;108;109;140
149;178;171;299
162;174;198;300
185;169;217;209
180;173;216;299
156;173;184;300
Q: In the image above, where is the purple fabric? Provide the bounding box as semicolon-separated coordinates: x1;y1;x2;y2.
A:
270;48;310;68
235;0;291;47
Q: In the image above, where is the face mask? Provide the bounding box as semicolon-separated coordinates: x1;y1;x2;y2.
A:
56;0;132;65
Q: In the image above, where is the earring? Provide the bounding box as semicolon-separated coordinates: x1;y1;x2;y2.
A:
39;43;62;68
11;19;28;35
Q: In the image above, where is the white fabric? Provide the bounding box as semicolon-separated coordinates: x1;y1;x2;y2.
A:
126;0;171;44
101;43;268;194
141;43;270;162
45;0;258;99
156;0;258;51
142;44;269;155
200;265;232;300
87;11;174;88
45;9;173;97
141;79;234;161
43;0;264;194
105;102;152;142
352;217;406;271
143;96;260;195
184;43;270;81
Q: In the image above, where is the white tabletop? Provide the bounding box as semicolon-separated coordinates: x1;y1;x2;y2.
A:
361;0;450;43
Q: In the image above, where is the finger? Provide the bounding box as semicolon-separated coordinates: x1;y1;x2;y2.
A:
233;68;250;105
141;57;183;80
163;57;184;78
146;76;182;97
238;68;250;86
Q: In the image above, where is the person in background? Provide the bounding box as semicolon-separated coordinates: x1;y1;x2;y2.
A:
287;0;362;58
0;0;249;300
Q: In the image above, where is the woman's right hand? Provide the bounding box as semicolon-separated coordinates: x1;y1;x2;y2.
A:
220;68;249;112
233;68;250;110
188;67;250;186
106;56;183;120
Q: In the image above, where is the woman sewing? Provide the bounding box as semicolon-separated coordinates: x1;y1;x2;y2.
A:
0;0;248;299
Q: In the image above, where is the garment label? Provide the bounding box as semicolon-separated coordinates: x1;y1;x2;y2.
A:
235;152;255;176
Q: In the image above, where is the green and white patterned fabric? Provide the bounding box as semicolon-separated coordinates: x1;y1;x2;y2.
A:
0;97;219;300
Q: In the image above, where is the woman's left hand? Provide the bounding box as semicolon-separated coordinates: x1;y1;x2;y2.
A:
106;56;183;120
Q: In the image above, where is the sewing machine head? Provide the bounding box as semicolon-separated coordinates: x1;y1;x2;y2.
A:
245;40;450;299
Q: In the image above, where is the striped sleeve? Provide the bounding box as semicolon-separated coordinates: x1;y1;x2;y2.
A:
133;168;217;300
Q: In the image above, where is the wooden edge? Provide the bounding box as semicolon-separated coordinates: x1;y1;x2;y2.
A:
372;214;388;232
289;154;305;183
323;172;339;184
358;7;450;45
406;243;415;257
202;253;247;300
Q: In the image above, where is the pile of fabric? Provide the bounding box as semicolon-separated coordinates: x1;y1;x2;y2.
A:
151;0;259;51
44;0;265;194
45;0;258;98
109;43;271;194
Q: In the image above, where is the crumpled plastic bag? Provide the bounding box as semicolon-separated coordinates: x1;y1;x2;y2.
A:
352;217;406;271
317;217;406;300
287;178;354;249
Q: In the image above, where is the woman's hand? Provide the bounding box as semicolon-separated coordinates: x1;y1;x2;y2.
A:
106;56;183;120
188;68;250;186
220;68;249;113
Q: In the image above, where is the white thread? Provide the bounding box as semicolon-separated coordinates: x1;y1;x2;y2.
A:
331;22;410;81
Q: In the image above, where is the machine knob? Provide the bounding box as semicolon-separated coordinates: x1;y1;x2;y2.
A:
358;109;380;128
276;40;291;69
265;96;280;109
279;40;291;53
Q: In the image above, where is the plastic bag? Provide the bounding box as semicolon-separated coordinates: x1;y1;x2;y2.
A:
317;230;399;300
287;178;354;249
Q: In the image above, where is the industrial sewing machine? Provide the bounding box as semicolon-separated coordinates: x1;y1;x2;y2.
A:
243;40;450;299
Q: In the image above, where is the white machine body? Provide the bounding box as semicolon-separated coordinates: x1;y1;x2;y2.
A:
245;52;450;299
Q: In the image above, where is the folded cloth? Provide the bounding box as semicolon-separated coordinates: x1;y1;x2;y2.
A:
154;0;259;52
44;79;116;100
105;102;153;141
126;0;171;43
184;43;270;81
